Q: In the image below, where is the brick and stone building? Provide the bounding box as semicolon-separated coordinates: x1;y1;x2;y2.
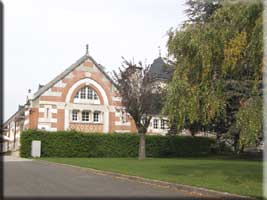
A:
2;47;172;152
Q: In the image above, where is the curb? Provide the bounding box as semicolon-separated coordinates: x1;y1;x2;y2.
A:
36;159;255;200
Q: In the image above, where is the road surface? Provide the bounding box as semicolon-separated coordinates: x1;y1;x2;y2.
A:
3;156;192;199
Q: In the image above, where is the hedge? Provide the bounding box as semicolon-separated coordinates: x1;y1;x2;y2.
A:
20;130;216;158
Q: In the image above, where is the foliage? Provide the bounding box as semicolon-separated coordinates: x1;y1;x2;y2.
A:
113;58;162;159
235;96;263;150
113;59;160;134
185;0;222;23
20;130;215;158
164;0;263;143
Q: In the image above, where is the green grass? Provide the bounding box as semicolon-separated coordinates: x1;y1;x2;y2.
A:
40;157;263;199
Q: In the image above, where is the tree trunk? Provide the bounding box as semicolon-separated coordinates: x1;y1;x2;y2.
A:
138;132;146;160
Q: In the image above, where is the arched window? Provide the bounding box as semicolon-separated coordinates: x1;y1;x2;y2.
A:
74;86;99;102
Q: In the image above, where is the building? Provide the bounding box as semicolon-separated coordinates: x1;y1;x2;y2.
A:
2;47;174;152
146;56;173;135
1;105;25;152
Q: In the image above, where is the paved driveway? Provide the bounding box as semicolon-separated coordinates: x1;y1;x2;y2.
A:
3;156;192;199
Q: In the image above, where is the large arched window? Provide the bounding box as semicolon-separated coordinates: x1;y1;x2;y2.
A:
74;86;100;104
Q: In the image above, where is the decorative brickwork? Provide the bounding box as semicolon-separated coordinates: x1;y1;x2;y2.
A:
69;123;103;132
6;54;138;135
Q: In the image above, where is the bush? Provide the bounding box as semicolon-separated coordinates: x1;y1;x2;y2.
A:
20;130;215;158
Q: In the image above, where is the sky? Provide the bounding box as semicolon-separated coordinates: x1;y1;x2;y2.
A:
3;0;187;120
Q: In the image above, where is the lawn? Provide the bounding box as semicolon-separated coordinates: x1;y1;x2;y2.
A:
41;157;263;199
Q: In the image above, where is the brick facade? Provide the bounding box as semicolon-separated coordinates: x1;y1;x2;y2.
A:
2;53;172;152
23;54;137;134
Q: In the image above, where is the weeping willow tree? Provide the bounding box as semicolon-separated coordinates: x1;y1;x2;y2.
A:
235;96;263;153
164;0;263;146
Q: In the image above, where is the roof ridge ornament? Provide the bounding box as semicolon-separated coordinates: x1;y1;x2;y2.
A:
86;44;89;55
158;46;161;57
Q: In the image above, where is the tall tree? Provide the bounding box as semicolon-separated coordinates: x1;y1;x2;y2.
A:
164;0;263;151
114;59;160;160
185;0;222;23
235;96;263;153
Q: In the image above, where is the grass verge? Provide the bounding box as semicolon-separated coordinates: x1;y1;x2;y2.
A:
40;157;263;199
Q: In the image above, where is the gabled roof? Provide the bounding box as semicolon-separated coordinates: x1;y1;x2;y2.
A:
33;54;117;100
4;105;25;126
148;57;173;80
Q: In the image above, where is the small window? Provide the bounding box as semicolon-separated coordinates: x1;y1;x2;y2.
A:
121;110;127;123
141;116;146;125
93;112;100;122
72;110;78;121
161;119;167;129
44;107;50;119
153;119;158;129
82;111;90;121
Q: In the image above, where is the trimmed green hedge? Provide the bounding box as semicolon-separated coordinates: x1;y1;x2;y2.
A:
20;130;215;158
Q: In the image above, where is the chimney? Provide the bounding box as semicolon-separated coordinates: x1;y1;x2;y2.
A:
27;89;33;101
86;44;89;55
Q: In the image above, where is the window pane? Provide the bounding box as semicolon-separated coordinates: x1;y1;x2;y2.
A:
72;110;78;121
87;88;93;99
153;119;158;129
80;88;86;99
82;111;89;121
93;112;99;122
75;86;99;101
74;92;79;99
93;91;98;100
161;120;164;129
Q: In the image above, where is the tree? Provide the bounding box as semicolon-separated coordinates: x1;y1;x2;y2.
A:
235;96;263;153
164;0;263;150
114;59;160;160
185;0;222;23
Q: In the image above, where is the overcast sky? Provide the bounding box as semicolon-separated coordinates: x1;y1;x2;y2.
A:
4;0;187;120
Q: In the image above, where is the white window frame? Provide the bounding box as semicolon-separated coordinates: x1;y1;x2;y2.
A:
82;111;90;122
93;111;100;123
72;110;79;121
153;119;158;129
80;87;86;99
74;86;99;101
161;119;167;129
87;88;93;99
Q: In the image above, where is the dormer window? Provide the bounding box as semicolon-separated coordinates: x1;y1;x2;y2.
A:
74;86;100;104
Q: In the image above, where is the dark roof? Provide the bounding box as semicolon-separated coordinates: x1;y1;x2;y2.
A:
38;84;44;90
149;57;173;80
4;105;25;126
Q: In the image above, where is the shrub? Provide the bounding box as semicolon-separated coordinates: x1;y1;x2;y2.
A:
20;130;215;158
